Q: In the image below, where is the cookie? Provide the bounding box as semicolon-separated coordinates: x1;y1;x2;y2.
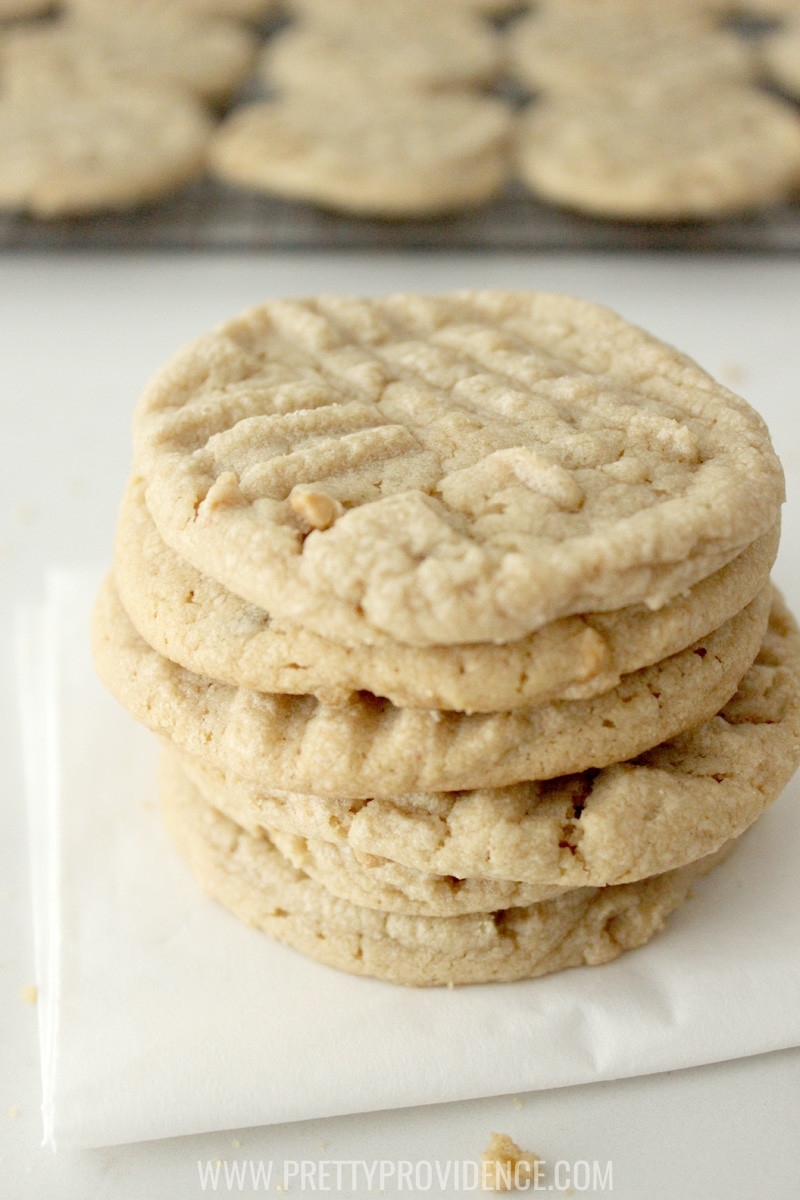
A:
115;475;779;711
160;752;737;987
515;85;800;220
132;291;784;648
178;590;800;888
261;4;504;94
266;827;565;916
209;92;512;217
507;3;755;97
0;13;257;104
172;752;570;915
0;81;211;216
266;824;568;915
93;571;771;798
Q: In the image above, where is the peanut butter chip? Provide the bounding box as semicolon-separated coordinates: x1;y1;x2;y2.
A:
290;488;341;530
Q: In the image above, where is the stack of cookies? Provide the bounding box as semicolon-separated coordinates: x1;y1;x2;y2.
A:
93;290;800;987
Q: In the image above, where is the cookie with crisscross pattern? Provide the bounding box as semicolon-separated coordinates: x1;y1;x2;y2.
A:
133;292;784;647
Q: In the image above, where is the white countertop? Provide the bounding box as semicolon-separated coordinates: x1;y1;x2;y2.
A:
2;252;799;1200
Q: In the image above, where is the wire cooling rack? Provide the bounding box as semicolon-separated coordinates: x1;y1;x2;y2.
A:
3;7;800;253
3;177;800;253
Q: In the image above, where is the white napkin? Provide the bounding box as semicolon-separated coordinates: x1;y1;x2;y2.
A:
19;568;800;1150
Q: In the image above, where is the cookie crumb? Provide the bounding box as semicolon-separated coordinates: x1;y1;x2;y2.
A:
21;984;38;1006
290;488;341;531
481;1132;540;1192
8;1108;19;1119
512;1096;523;1111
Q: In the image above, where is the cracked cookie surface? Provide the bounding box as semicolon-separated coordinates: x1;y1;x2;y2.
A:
168;757;572;916
161;752;737;987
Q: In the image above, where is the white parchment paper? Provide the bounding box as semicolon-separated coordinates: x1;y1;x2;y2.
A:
19;569;800;1150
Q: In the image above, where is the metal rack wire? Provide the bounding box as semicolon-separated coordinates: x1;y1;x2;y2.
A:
3;176;800;253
